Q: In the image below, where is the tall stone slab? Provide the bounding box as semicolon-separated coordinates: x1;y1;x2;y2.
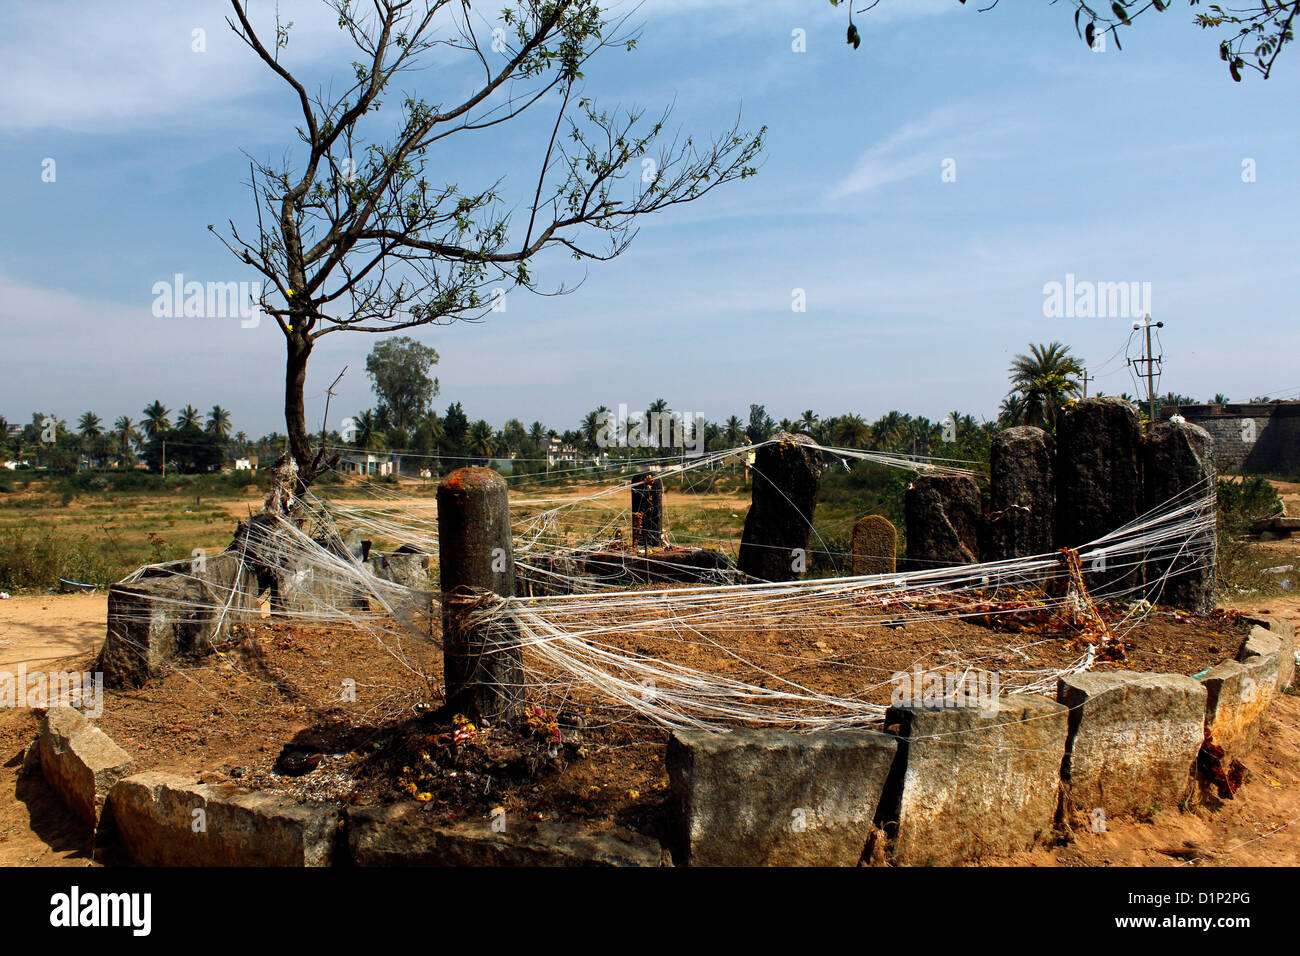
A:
630;472;664;549
851;515;897;576
1055;397;1143;593
986;426;1053;561
737;435;822;582
1143;419;1217;613
904;474;981;569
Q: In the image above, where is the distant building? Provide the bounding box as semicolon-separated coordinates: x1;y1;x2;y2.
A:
546;437;582;466
340;452;394;477
227;455;258;472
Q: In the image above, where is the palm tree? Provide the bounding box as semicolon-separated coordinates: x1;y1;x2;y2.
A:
723;415;744;446
353;410;378;449
1211;393;1231;405
831;413;871;449
141;401;170;440
998;394;1024;425
872;411;907;452
206;405;232;438
176;405;202;429
467;420;496;460
113;416;139;462
1007;342;1083;431
645;398;670;452
580;410;604;455
77;412;102;438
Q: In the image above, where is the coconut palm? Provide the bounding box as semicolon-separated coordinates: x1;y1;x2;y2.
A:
645;398;671;452
352;410;378;449
113;416;139;461
176;405;202;429
872;411;907;452
206;405;232;438
467;420;496;460
142;401;170;439
581;406;609;454
1007;342;1083;430
999;394;1025;426
831;413;871;449
723;415;744;446
77;412;102;439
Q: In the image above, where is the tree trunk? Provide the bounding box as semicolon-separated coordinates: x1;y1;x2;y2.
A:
284;331;314;490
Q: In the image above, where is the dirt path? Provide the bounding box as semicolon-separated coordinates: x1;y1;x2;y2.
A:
0;594;106;669
0;595;106;865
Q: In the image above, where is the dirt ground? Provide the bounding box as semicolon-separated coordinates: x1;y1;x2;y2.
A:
0;593;106;669
0;588;1294;867
996;691;1300;867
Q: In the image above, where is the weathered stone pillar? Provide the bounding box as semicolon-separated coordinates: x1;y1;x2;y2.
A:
985;426;1053;561
851;515;897;576
1143;419;1216;612
904;474;981;569
737;434;822;582
630;472;663;549
1054;397;1143;592
436;467;523;722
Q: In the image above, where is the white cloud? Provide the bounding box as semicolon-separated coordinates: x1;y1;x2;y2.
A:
0;0;392;134
827;101;1027;198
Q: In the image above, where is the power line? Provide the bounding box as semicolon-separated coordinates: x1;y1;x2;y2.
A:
1127;314;1164;432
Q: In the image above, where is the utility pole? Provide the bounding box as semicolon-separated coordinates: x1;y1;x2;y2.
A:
319;366;348;452
1128;314;1164;434
1080;368;1091;398
161;437;166;476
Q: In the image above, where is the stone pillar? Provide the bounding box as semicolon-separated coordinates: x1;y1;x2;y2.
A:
1054;397;1143;592
985;426;1053;561
904;474;981;569
630;472;663;549
851;515;897;576
436;467;523;722
737;434;822;582
1143;419;1216;612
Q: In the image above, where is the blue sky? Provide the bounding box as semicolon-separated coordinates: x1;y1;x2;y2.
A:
2;0;1298;437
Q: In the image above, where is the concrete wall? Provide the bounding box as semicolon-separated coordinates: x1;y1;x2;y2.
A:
1165;402;1300;476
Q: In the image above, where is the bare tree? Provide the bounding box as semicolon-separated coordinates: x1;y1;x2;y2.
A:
213;0;765;487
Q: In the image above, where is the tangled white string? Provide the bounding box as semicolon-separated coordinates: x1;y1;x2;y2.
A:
111;443;1215;733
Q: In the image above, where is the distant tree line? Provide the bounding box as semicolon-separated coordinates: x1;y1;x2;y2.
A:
1;339;1262;478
